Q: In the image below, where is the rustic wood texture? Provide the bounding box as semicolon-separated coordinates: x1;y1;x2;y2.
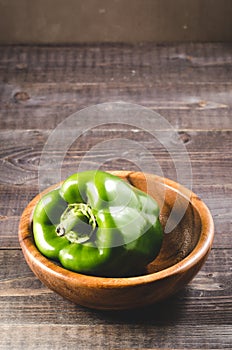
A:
0;43;232;348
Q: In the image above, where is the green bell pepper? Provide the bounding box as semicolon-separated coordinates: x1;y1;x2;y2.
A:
33;170;163;277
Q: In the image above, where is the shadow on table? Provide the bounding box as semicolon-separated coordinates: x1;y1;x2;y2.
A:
92;289;189;325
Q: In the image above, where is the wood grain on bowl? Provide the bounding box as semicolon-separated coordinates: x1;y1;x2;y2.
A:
18;171;214;310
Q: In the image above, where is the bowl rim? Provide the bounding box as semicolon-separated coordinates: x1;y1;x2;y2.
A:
18;171;214;288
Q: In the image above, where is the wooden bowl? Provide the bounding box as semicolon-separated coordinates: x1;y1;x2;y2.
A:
18;171;214;310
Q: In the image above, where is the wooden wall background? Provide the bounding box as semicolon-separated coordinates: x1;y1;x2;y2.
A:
0;0;232;44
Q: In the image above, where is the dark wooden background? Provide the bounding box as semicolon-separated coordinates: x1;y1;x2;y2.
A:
1;0;232;43
0;43;231;349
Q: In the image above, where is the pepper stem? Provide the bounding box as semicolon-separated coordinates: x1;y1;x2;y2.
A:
56;203;96;244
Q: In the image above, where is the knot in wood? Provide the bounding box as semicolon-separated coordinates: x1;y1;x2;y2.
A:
14;91;30;102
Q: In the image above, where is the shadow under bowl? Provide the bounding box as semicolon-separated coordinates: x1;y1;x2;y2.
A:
18;171;214;310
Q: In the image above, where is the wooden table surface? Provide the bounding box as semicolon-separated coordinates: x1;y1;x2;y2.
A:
0;43;231;349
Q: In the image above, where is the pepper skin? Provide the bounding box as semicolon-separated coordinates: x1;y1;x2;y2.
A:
33;171;163;277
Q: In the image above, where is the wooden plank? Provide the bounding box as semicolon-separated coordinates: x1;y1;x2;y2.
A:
0;123;231;193
0;89;231;130
0;44;232;83
1;82;232;111
1;156;231;187
0;324;231;350
0;101;231;131
1;128;232;154
0;129;231;187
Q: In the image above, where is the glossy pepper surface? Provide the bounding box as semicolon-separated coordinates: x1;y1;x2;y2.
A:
33;171;163;277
